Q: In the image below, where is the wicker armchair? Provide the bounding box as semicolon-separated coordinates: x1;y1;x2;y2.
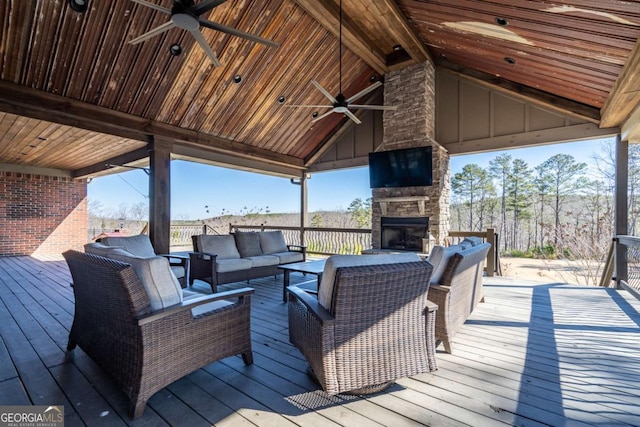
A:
63;250;254;419
288;261;438;395
428;242;491;354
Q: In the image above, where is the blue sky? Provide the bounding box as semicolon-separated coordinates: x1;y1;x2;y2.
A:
87;137;615;219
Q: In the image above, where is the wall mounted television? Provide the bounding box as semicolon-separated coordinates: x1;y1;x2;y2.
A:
368;146;433;188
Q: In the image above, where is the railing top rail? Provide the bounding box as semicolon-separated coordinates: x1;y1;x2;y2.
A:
616;235;640;247
229;224;372;234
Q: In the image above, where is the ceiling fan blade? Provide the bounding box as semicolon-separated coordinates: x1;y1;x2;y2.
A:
198;18;279;48
311;80;338;104
192;0;227;15
282;104;332;108
129;0;172;14
190;29;222;67
311;110;335;123
348;104;398;111
346;81;382;103
129;21;175;45
344;110;362;125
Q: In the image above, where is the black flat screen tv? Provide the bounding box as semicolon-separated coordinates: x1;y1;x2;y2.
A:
368;146;433;188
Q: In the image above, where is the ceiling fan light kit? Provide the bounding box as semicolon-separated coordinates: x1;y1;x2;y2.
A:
128;0;279;66
281;0;396;124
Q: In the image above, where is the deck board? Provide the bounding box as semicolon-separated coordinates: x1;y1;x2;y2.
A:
1;256;640;426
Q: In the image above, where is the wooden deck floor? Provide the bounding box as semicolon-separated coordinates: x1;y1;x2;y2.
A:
1;255;640;426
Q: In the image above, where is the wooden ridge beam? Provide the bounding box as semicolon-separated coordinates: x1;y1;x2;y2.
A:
601;36;640;128
293;0;429;73
438;62;602;125
293;0;387;74
0;80;305;170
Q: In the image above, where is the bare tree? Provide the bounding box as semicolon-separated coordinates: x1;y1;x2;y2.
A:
538;154;587;245
489;154;512;251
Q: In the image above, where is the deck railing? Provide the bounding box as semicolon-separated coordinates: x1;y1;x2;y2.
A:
604;235;640;300
162;223;499;274
229;224;372;256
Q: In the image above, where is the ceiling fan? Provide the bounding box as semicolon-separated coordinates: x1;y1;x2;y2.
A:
283;0;396;124
128;0;279;67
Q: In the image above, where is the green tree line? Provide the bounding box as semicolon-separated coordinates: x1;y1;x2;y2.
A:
450;142;640;264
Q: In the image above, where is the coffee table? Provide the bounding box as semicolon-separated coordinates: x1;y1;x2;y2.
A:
278;259;326;302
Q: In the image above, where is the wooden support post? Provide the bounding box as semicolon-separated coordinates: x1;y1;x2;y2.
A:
148;136;172;255
299;172;309;246
615;134;628;288
486;227;496;277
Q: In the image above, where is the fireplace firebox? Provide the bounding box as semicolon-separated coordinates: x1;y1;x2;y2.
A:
381;217;429;252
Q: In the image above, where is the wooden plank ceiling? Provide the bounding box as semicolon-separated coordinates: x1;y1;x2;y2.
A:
0;0;639;177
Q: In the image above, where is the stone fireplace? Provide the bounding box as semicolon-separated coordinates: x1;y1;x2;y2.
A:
372;61;450;249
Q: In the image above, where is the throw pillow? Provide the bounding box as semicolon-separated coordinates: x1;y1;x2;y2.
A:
198;235;241;259
462;236;483;247
234;232;263;257
101;235;156;257
259;231;288;254
429;245;460;284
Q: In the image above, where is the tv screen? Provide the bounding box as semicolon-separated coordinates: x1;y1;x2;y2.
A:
369;146;433;188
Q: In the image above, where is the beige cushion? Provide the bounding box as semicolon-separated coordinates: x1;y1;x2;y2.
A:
428;245;460;284
246;255;280;267
462;236;484;247
318;253;421;310
234;232;263;257
216;258;253;273
86;243;182;311
271;251;304;264
101;235;156;258
197;235;241;259
84;242;130;257
259;231;288;254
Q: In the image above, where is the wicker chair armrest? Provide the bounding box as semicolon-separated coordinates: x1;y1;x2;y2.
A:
287;285;334;325
137;287;254;325
158;253;189;267
425;299;438;313
427;284;450;308
287;244;307;253
189;251;218;261
429;284;451;293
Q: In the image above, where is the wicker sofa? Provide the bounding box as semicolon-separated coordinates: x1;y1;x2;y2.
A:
288;253;438;395
63;250;254;419
190;231;306;292
427;239;492;354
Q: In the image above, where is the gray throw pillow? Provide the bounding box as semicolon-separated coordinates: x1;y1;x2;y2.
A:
234;232;263;257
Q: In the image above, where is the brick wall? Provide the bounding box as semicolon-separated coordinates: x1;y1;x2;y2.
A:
372;61;451;247
0;172;87;256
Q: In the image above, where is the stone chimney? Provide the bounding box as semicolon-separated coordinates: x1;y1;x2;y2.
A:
371;61;450;248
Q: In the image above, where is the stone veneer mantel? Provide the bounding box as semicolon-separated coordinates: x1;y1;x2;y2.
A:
377;196;430;216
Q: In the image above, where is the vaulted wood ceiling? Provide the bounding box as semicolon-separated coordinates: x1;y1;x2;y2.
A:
1;0;639;178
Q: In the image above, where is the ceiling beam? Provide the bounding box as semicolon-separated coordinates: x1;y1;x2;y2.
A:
601;36;640;128
72;147;151;178
0;80;305;170
293;0;429;74
438;63;601;125
371;0;431;70
622;104;640;143
444;123;618;155
293;0;388;74
0;163;72;178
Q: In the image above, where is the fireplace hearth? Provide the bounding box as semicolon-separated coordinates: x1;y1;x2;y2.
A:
381;217;429;252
